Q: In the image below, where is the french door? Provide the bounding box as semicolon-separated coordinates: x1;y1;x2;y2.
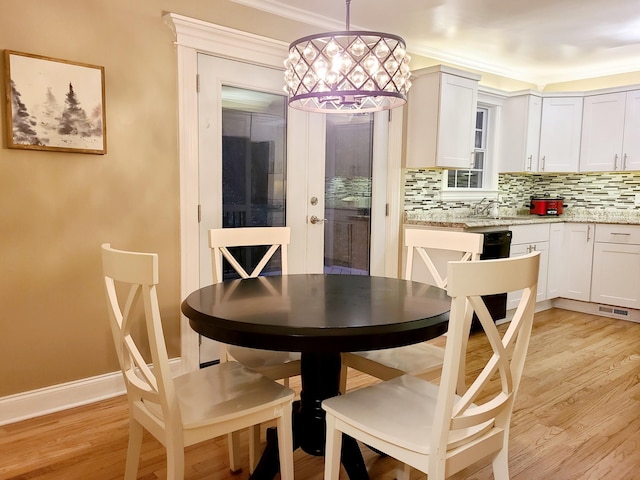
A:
166;13;404;371
197;53;390;363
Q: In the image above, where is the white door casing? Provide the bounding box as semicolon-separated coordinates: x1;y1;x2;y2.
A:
164;13;403;371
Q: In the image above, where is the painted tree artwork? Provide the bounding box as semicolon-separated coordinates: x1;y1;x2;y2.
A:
4;50;106;154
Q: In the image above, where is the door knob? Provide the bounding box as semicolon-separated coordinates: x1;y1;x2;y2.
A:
310;215;327;224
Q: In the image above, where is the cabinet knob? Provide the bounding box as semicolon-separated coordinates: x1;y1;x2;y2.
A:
623;153;628;170
541;155;546;171
614;153;619;171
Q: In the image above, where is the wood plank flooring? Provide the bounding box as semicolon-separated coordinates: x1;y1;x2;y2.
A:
2;308;640;479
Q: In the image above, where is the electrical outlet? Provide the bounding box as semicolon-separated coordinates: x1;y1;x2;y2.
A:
635;194;640;207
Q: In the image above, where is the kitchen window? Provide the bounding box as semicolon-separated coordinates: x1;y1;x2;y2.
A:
439;97;500;202
447;107;488;189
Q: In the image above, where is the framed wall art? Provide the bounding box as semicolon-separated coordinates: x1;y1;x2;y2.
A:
4;50;106;154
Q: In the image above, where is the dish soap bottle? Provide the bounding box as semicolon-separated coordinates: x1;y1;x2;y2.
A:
490;202;499;219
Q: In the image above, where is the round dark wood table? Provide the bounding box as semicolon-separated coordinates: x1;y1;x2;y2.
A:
182;274;450;479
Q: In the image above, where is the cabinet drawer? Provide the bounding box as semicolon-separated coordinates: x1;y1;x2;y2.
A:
509;223;550;244
595;224;640;244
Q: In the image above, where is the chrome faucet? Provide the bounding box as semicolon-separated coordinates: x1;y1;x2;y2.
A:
472;197;489;215
473;198;500;218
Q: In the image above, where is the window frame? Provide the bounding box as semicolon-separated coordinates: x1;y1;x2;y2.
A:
439;90;504;203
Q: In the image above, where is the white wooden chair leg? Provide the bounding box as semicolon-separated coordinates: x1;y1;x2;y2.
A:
395;462;411;480
492;447;510;480
166;440;185;480
249;425;261;473
277;404;295;480
324;414;343;480
227;431;242;473
124;419;144;480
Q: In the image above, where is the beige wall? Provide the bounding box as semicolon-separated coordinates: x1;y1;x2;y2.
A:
1;0;638;399
0;0;304;397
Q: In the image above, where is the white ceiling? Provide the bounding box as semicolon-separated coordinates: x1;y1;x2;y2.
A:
231;0;640;87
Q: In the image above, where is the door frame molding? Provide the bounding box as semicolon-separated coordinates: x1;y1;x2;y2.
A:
163;12;403;372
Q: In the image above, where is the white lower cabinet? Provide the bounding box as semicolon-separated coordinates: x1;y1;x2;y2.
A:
410;221;640;314
507;224;550;309
546;223;564;299
591;224;640;309
560;223;595;301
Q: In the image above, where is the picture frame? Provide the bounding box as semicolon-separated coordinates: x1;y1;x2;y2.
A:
4;50;106;154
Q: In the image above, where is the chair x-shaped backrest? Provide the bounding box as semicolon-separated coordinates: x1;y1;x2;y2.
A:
433;252;539;461
208;227;290;283
404;229;484;288
101;244;177;425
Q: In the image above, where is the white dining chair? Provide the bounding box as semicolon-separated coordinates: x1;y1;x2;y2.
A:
208;226;301;467
208;227;301;383
323;251;540;480
340;228;484;393
101;243;294;479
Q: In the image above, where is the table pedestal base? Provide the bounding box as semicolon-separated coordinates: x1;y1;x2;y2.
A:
249;352;369;480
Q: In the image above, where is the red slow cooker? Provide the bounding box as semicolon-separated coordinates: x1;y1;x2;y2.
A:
528;196;566;216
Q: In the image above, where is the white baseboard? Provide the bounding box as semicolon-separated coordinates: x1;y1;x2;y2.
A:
552;298;640;323
0;358;183;426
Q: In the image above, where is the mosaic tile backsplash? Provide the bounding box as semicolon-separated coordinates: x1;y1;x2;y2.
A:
404;170;640;214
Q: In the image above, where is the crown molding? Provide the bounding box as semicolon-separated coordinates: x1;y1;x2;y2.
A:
229;0;640;87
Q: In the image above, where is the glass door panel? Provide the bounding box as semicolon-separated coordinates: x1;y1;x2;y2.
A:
324;114;374;275
221;86;287;279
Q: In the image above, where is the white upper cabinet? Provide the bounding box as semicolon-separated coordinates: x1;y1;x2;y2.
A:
580;91;629;172
623;90;640;171
500;93;542;172
405;65;481;169
538;96;583;172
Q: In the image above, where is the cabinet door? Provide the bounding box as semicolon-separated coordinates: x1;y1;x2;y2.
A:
580;92;626;172
437;73;478;168
406;70;478;169
539;97;583;172
623;90;640;170
327;121;373;177
349;216;370;271
561;223;594;301
591;242;640;309
546;223;564;299
507;241;548;309
500;94;542;172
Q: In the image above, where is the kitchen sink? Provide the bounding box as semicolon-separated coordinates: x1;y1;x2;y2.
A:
462;216;526;221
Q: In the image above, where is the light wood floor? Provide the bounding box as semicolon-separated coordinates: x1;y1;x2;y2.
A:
2;308;640;480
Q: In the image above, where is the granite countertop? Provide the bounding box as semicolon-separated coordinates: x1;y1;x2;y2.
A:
405;208;640;229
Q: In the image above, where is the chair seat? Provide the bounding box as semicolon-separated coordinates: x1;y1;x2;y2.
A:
227;346;301;380
323;374;493;455
344;342;445;380
146;362;294;429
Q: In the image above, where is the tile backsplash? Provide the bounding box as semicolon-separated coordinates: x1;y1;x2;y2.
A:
404;170;640;214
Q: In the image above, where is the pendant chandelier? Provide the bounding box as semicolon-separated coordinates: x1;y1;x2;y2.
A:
284;0;412;113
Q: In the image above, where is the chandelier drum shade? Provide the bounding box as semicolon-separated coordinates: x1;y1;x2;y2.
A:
284;1;412;113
